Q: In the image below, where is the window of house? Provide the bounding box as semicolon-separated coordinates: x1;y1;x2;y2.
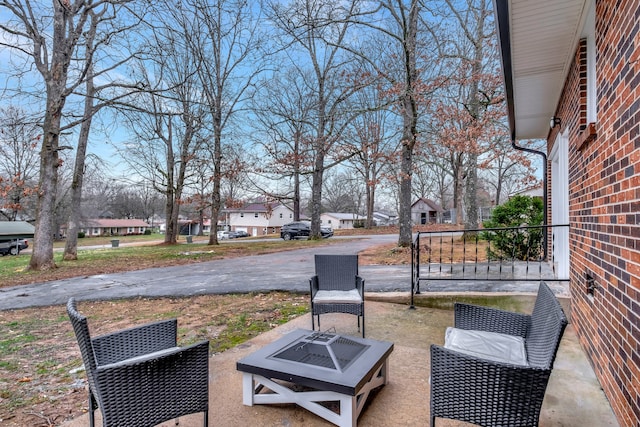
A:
280;213;283;218
240;213;244;217
255;212;259;218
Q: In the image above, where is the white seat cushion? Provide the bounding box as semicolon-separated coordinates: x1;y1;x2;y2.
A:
444;327;528;366
313;289;362;304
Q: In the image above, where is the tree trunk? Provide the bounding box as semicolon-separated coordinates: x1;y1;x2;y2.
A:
398;140;414;246
207;105;223;246
64;67;94;261
29;2;72;271
397;0;419;248
164;119;178;244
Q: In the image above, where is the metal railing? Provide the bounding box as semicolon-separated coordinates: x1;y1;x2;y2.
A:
410;224;570;306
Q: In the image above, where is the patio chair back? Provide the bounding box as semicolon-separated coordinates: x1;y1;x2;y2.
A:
67;299;99;397
67;298;209;427
525;281;568;368
315;254;359;291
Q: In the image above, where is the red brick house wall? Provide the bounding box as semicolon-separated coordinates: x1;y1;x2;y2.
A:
548;2;640;425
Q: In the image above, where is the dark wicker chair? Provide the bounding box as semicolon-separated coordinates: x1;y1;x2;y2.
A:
310;254;365;337
67;298;210;427
430;281;568;427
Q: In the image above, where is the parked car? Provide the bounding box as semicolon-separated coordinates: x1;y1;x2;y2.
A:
280;222;333;240
0;238;28;256
233;231;250;238
216;231;236;240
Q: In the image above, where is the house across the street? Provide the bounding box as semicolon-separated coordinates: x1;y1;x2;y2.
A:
320;212;366;229
223;202;294;236
411;198;444;225
62;219;150;237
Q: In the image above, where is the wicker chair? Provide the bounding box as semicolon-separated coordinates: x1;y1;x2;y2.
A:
67;298;210;427
430;281;568;427
310;254;365;337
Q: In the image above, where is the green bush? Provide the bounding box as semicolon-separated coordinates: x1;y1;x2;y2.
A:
77;232;85;238
144;229;152;235
482;195;544;261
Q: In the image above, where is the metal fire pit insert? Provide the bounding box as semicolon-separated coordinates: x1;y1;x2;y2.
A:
237;329;394;427
270;331;369;372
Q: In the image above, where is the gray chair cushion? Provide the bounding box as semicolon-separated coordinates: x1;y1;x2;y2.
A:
444;327;528;366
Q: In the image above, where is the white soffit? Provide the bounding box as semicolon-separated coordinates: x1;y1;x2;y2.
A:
508;0;589;139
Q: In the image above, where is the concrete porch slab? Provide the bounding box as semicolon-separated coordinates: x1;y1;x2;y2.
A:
61;299;618;427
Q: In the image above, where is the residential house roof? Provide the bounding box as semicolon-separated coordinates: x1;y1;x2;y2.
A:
0;221;35;239
83;219;150;228
322;212;366;220
411;198;444;212
224;202;286;213
494;0;590;139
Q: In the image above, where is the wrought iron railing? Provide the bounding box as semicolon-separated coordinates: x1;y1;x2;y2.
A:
410;224;570;306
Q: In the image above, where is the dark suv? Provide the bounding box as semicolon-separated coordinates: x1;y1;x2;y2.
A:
280;222;333;240
0;239;28;256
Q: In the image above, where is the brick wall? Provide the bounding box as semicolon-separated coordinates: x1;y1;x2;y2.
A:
547;2;640;426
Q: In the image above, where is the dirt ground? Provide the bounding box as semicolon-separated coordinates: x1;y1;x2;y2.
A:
0;225;458;426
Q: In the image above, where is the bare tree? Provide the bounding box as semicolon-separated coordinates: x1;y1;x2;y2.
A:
0;0;137;270
267;0;365;239
0;106;40;221
344;82;396;228
348;0;442;246
167;0;267;245
63;4;147;260
322;170;365;214
250;68;316;221
440;0;503;230
120;24;207;244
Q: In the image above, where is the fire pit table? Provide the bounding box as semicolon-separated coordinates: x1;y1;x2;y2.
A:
236;329;394;427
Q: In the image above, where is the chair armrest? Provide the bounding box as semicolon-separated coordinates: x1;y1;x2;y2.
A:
92;319;178;366
430;344;551;423
454;303;530;337
310;276;319;297
94;341;209;425
356;276;364;296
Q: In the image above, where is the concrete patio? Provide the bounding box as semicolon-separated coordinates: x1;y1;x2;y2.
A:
62;293;618;427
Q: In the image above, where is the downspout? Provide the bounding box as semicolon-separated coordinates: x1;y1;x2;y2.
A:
511;141;548;228
512;141;549;260
494;0;549;257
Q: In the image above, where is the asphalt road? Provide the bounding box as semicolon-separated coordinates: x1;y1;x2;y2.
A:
0;234;412;310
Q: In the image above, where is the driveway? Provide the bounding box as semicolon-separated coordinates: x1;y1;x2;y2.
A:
0;234;411;310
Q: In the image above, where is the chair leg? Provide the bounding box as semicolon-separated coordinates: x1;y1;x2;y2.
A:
312;312;316;330
204;409;208;427
88;391;95;427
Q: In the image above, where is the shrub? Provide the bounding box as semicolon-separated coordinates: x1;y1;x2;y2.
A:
144;229;152;235
77;232;85;238
481;195;544;261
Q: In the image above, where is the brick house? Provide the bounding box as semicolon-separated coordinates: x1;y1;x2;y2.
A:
494;1;640;425
63;219;149;237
